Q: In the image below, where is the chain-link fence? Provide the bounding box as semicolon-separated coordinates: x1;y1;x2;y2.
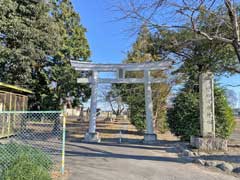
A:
0;111;66;177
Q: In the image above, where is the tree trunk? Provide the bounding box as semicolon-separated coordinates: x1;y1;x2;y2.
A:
233;40;240;64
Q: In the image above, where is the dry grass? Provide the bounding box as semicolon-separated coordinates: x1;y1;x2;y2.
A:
51;165;70;180
66;116;179;143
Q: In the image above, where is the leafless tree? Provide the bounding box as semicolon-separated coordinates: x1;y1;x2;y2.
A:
106;90;125;116
113;0;240;65
99;84;126;116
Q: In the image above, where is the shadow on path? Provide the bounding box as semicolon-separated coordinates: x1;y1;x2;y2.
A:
66;141;184;153
65;141;189;164
65;149;187;164
199;154;240;164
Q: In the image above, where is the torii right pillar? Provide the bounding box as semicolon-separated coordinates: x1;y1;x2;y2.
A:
143;70;157;143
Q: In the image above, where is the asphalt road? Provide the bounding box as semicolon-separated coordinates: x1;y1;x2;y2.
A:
64;141;238;180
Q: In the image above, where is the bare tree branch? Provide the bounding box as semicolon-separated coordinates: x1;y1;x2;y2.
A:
223;65;240;73
113;0;240;63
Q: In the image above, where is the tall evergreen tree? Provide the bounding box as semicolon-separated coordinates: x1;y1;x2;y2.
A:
0;0;91;110
40;0;91;110
0;0;61;86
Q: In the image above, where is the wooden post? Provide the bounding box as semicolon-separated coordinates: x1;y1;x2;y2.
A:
7;93;12;136
4;94;6;111
13;95;17;129
22;96;25;111
1;94;7;137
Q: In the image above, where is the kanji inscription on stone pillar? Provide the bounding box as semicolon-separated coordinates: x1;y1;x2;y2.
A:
199;72;215;137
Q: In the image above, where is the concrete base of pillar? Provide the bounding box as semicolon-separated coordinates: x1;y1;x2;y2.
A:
83;132;101;143
143;133;157;144
190;136;228;151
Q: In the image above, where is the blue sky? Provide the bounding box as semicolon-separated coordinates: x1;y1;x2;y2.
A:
72;0;135;64
72;0;240;108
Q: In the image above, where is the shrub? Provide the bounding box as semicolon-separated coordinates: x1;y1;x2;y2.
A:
167;86;236;141
0;143;53;180
214;87;236;138
2;154;52;180
167;92;200;140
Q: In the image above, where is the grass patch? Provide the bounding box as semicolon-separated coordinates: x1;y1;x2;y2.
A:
0;143;53;180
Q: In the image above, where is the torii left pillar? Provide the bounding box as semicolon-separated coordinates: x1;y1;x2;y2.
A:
84;71;101;142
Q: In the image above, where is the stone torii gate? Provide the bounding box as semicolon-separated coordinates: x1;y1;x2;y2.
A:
71;60;171;143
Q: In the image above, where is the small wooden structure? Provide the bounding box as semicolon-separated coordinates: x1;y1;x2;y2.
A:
0;82;32;138
0;82;32;111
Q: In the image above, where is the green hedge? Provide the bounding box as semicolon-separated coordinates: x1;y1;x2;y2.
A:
167;86;236;140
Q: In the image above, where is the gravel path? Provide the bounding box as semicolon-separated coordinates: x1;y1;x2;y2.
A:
64;141;238;180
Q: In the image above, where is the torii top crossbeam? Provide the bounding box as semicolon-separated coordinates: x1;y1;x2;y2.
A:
71;60;172;84
71;60;171;72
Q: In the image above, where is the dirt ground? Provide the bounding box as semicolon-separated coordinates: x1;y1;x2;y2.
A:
230;117;240;145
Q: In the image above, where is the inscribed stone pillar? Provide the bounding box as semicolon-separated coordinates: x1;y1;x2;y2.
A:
199;71;215;137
